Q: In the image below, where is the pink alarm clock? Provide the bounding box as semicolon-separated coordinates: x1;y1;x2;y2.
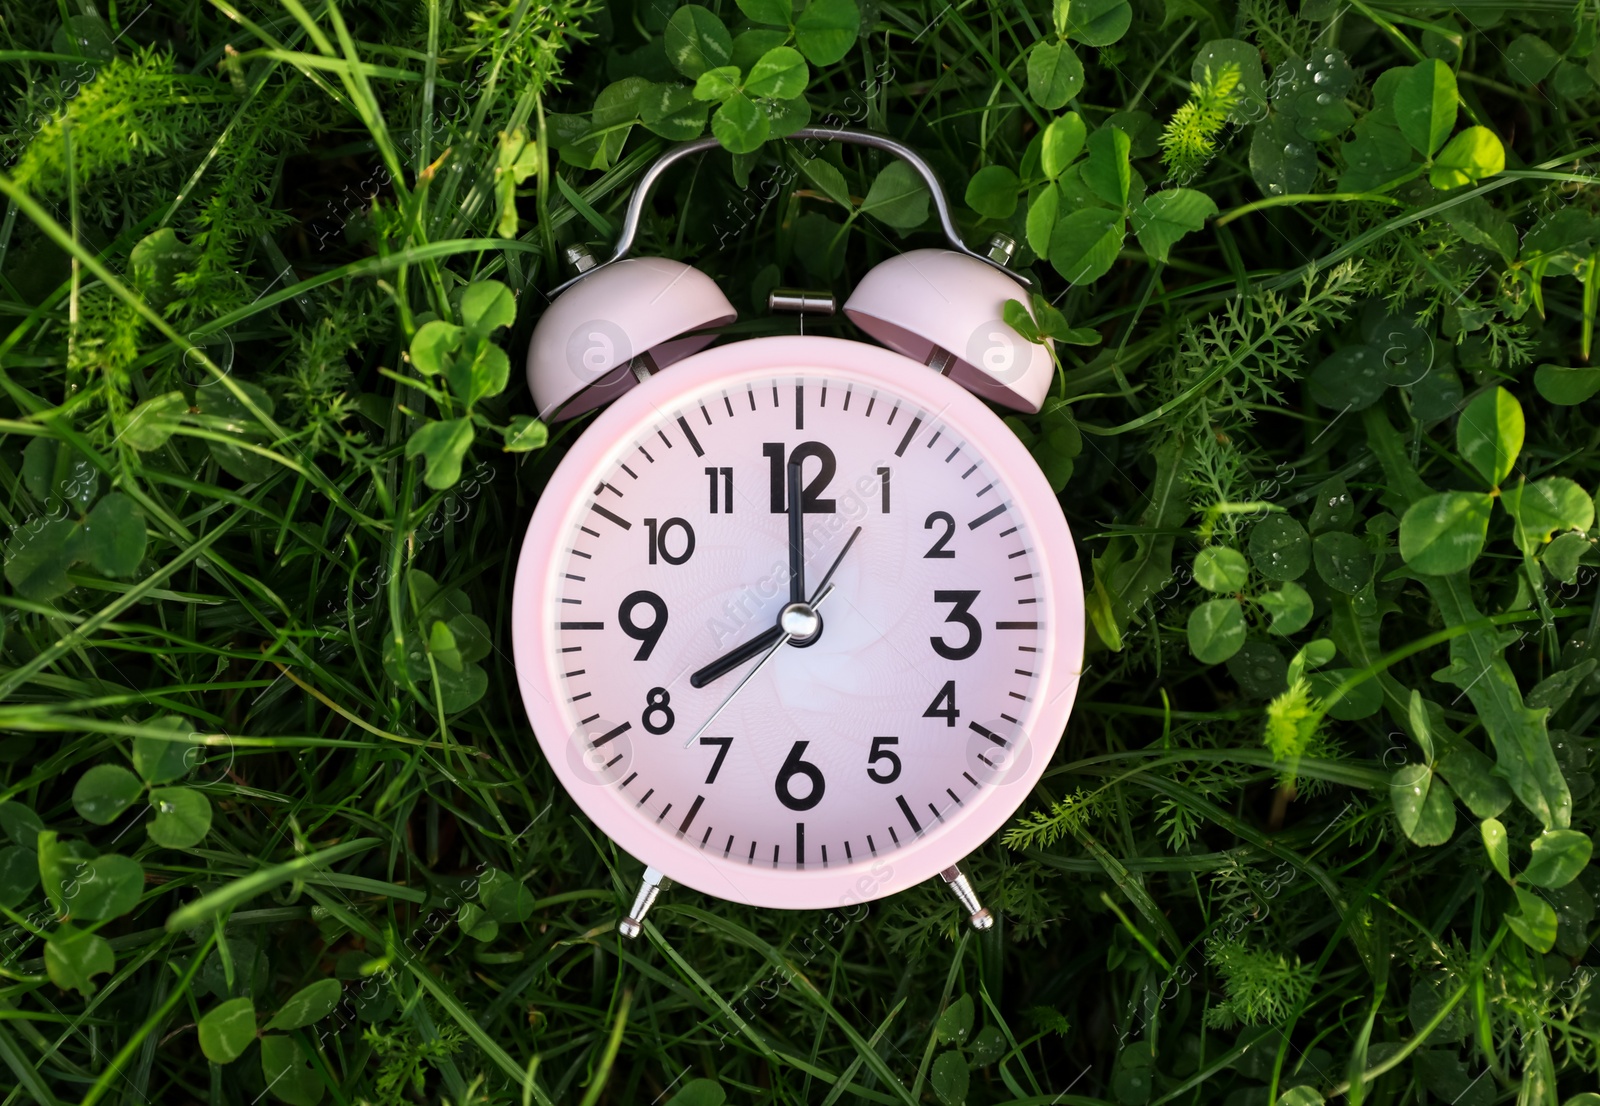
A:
511;128;1085;937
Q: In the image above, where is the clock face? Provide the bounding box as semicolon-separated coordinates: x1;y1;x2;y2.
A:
512;336;1084;910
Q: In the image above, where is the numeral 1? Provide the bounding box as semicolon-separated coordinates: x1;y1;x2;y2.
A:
705;466;732;513
877;467;891;513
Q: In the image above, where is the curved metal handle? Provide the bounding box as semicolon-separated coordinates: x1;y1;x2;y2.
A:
549;126;1029;295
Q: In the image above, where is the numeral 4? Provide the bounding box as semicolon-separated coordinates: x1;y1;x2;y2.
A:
924;681;959;726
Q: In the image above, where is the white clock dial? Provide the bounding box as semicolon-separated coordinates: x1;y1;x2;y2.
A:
543;362;1055;881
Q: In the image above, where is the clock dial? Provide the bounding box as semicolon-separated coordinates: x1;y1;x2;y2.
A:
536;356;1064;886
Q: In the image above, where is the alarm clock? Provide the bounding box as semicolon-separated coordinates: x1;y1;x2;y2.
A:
511;128;1085;937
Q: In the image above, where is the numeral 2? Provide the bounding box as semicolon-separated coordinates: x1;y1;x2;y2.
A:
924;511;955;558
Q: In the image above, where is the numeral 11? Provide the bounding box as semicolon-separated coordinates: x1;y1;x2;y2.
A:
705;467;732;513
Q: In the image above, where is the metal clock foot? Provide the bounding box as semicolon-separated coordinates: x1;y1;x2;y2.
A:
940;865;994;930
618;866;666;939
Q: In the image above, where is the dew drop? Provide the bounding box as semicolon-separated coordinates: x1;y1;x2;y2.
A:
1325;53;1338;65
1317;93;1332;105
1313;71;1328;84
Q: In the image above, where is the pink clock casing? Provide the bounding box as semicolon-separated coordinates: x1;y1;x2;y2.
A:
511;334;1085;912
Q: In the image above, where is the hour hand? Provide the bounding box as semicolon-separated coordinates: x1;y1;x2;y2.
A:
689;625;782;689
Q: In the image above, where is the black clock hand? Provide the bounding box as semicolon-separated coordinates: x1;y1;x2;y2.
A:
787;457;805;604
687;526;862;689
689;625;782;689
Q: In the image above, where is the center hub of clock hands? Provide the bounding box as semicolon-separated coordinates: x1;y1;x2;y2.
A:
681;523;863;749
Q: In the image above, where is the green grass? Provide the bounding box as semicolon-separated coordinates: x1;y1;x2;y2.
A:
1;1;1599;1104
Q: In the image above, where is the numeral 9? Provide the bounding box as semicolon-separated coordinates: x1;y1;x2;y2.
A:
619;590;668;660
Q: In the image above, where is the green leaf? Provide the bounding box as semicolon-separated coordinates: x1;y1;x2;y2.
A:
964;165;1021;220
1278;1089;1325;1106
746;46;807;99
428;619;463;673
405;418;475;491
1338;119;1414;193
77;492;146;577
45;925;116;997
1309;344;1389;412
1390;764;1456;845
1482;818;1511;881
1398;491;1493;575
409;319;462;376
148;787;212;849
1505;34;1560;85
1258;582;1313;634
23;437;97;512
793;0;858;65
1429;126;1504;190
1311;667;1382;721
459;281;515;336
1248;516;1311;581
1523;830;1592;889
1087;438;1187;650
0;802;44;848
935;994;973;1043
1040;113;1087;178
930;1049;970;1106
860;162;930;230
0;845;39;908
667;1080;728;1106
4;517;77;601
639;83;709;141
711;93;769;154
457;902;499;942
117;391;188;451
1051;0;1070;36
1065;0;1132;46
1502;477;1595;556
1542;531;1589;584
260;1035;323;1105
199;997;258;1063
1250;115;1318;198
665;5;734;79
1394;59;1457;157
1187;598;1246;664
434;660;488;713
133;716;199;783
197;381;278;484
1025;185;1060;258
502;416;549;453
265;979;343;1031
1533;363;1600;406
736;0;791;26
1434;732;1513;820
799;157;851;207
129;227;195;310
71;853;145;921
1407;689;1435;763
1049;208;1124;284
1312;531;1373;594
1193;39;1267;123
1081;127;1131;207
480;867;535;923
73;763;143;825
1003;300;1042;344
1193;546;1249;592
1027;41;1085;110
1507;886;1557;952
1130;188;1216;263
693;65;742;101
1457;386;1522;486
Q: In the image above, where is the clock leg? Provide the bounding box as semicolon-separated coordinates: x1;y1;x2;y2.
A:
618;866;667;939
940;864;994;930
